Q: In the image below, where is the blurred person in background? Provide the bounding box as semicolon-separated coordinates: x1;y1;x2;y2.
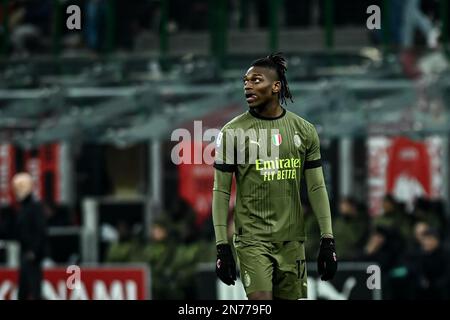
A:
400;0;440;77
105;220;138;262
115;0;143;51
168;201;213;299
140;216;178;299
387;220;433;299
106;216;178;299
409;228;450;299
413;220;431;248
169;0;208;31
363;225;404;272
168;199;198;244
412;198;448;241
11;172;48;300
8;0;51;56
363;225;405;299
369;0;404;48
402;0;440;50
374;194;411;243
390;0;406;47
332;197;368;261
171;238;205;299
84;0;107;52
143;213;211;300
369;195;411;298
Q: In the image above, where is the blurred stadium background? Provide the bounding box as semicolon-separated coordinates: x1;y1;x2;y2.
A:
1;0;450;300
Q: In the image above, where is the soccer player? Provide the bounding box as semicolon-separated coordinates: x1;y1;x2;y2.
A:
212;53;337;300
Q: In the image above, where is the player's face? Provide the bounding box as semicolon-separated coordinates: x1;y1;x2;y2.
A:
243;66;280;108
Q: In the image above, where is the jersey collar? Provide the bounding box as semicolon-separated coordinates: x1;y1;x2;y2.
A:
249;107;286;120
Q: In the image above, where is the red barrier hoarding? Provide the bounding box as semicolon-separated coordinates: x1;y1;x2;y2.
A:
0;266;149;300
368;136;443;216
0;144;15;205
177;141;236;226
25;144;56;202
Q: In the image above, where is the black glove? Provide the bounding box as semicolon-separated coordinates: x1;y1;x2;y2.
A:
317;238;337;281
216;244;237;286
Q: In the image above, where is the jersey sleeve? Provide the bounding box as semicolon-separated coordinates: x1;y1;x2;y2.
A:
305;124;322;170
212;169;233;245
213;125;237;173
305;168;333;237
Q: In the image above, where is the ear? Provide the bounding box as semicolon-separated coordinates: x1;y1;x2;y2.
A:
272;81;281;94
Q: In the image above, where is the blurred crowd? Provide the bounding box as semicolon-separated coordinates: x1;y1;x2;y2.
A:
1;0;450;300
0;0;446;57
0;0;163;55
305;194;450;300
102;199;217;300
2;179;450;300
98;194;450;300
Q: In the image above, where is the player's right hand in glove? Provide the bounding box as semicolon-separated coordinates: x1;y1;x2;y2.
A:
317;237;337;281
216;244;237;285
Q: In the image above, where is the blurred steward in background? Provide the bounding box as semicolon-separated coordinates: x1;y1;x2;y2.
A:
12;172;48;300
332;197;369;261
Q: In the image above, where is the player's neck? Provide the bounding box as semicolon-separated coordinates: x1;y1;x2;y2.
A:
252;101;283;119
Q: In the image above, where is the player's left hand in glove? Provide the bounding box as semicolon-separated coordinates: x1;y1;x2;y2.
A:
216;244;237;286
317;237;337;281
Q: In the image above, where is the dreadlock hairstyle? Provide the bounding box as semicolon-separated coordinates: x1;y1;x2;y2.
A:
251;52;293;105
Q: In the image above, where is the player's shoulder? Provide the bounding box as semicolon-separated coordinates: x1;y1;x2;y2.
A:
219;111;251;130
285;109;316;130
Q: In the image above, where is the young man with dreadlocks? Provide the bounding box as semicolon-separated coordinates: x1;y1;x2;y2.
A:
212;53;337;300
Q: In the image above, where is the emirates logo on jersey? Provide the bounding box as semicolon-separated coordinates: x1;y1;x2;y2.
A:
272;134;282;146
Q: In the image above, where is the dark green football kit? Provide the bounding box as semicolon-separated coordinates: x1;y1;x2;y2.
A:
212;107;333;299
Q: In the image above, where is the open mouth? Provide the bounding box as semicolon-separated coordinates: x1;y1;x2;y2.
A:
245;93;258;103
